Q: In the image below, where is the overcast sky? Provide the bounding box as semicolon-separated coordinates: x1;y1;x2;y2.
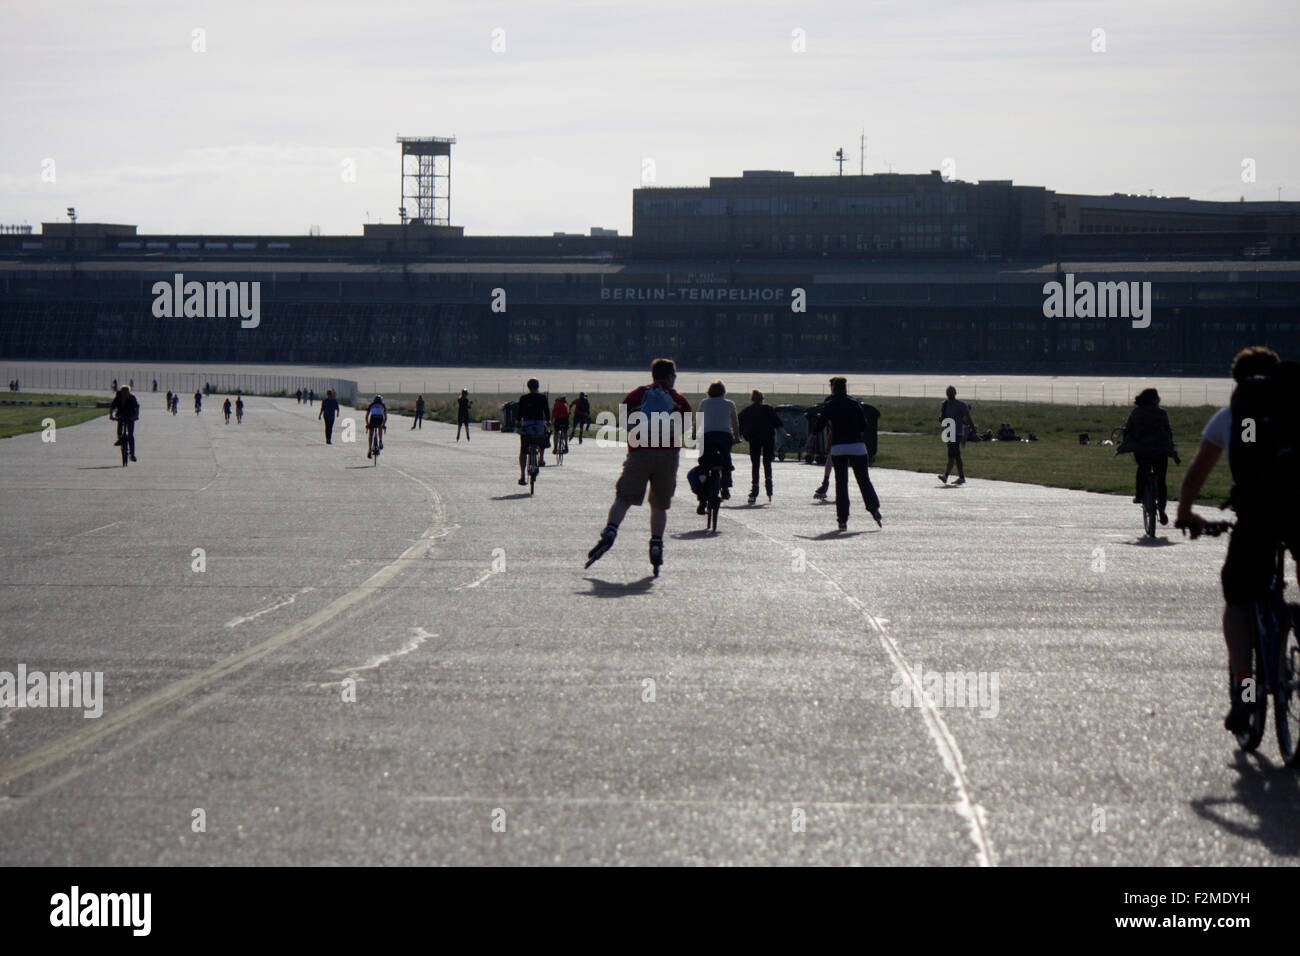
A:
2;0;1296;237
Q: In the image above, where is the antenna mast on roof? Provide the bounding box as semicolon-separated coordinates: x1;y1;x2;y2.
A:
834;147;847;176
859;131;865;175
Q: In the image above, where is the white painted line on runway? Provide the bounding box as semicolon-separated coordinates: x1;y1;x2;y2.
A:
79;521;121;536
317;626;435;687
735;517;998;867
225;587;316;628
0;465;449;790
456;570;492;590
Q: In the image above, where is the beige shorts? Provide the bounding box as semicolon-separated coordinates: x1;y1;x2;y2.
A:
615;450;680;510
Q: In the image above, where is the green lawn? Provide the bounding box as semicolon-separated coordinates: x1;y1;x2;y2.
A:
0;393;110;439
387;391;1230;504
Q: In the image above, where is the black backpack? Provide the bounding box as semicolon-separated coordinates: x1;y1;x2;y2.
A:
1229;365;1300;510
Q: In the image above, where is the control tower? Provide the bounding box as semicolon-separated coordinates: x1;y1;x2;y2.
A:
396;135;455;226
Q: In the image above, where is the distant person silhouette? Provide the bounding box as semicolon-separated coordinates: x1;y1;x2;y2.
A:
413;395;425;429
319;389;340;444
456;389;472;441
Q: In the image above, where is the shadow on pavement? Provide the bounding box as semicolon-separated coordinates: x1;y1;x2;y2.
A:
580;576;656;597
796;530;867;540
491;493;533;500
672;529;720;540
77;466;125;470
1123;536;1177;547
1189;751;1300;858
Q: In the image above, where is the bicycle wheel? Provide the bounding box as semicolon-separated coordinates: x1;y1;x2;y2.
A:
1142;480;1156;537
120;427;128;467
707;471;721;532
1275;606;1300;765
529;446;538;495
1237;637;1268;752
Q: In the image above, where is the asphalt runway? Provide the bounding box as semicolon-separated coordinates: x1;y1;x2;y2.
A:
0;398;1293;866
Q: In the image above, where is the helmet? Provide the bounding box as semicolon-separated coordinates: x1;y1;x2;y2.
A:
373;395;384;404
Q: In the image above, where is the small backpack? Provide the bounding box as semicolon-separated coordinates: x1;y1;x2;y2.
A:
638;384;677;416
1229;367;1300;511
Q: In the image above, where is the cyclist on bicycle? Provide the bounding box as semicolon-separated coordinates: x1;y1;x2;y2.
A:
517;378;550;485
1115;387;1179;525
572;392;592;443
365;394;388;458
108;385;140;464
1177;346;1298;735
695;380;739;514
552;396;570;455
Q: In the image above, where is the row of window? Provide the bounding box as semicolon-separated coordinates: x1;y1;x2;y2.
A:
639;194;969;217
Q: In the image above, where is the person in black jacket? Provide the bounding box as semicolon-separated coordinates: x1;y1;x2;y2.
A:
456;389;473;442
1118;387;1179;523
809;377;882;530
738;390;791;503
108;385;140;464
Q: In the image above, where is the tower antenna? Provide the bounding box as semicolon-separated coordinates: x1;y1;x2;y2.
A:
834;147;846;176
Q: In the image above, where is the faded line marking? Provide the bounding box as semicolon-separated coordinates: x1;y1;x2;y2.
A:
738;519;997;867
226;587;315;628
0;472;448;789
455;570;492;591
317;627;435;688
80;522;121;536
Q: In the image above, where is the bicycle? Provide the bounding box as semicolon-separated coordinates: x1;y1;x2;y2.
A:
368;424;383;464
1179;520;1300;764
526;436;543;494
703;462;723;533
111;414;129;467
553;427;568;465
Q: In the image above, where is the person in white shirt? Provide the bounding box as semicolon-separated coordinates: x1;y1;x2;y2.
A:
694;380;740;511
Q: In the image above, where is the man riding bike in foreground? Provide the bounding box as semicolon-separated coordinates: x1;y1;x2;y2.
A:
1177;346;1297;736
517;379;550;485
109;385;140;465
365;395;388;459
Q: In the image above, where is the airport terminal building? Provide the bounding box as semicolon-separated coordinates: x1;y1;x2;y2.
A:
3;167;1298;375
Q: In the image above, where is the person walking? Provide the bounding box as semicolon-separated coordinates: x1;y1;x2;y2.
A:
412;395;425;429
235;395;244;423
738;389;791;504
456;389;472;441
194;390;202;414
296;388;302;405
585;358;692;574
938;385;976;485
319;388;340;444
222;397;233;423
810;377;882;531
